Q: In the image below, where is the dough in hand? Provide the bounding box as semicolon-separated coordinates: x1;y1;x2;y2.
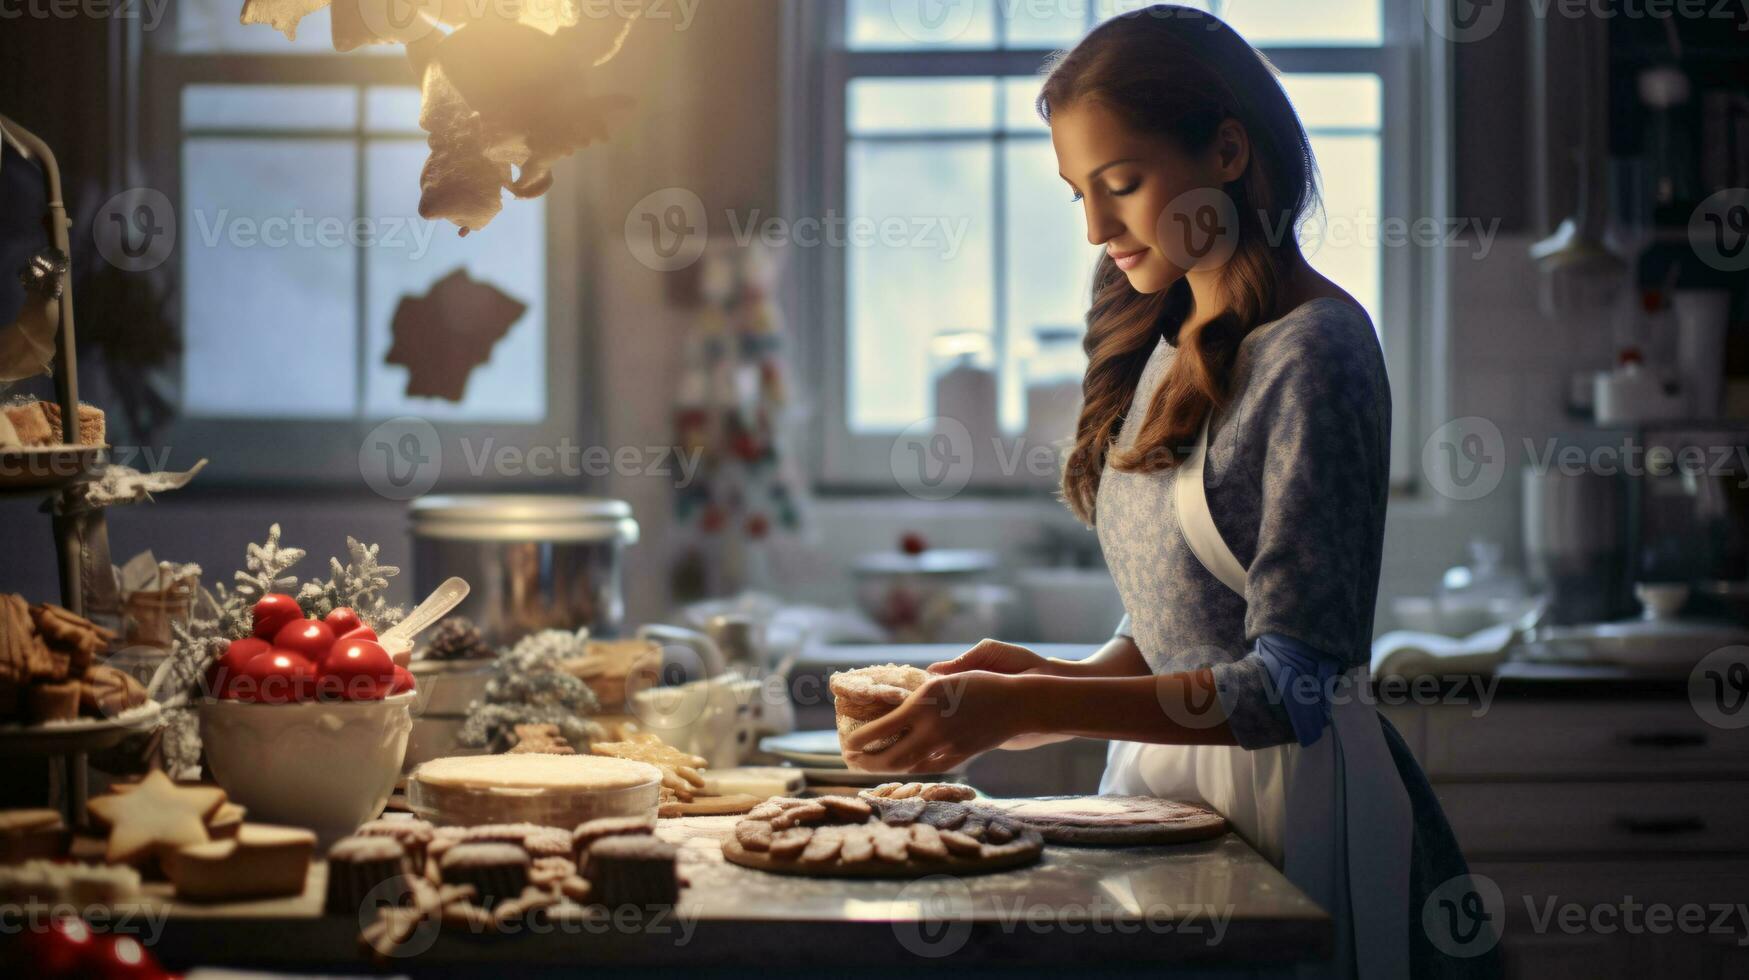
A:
830;664;927;753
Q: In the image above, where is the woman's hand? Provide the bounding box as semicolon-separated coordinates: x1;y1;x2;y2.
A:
928;638;1052;677
841;670;1029;773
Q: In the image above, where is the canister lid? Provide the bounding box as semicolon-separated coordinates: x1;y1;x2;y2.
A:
410;495;639;543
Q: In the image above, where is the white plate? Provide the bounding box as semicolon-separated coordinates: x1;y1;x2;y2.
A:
796;765;966;786
760;731;969;779
0;701;163;756
760;730;846;768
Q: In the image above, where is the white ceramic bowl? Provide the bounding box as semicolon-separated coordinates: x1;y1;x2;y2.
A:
198;693;415;844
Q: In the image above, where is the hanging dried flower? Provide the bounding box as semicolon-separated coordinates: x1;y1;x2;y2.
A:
239;0;645;234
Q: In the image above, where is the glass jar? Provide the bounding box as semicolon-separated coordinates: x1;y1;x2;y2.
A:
1022;326;1085;451
929;330;999;465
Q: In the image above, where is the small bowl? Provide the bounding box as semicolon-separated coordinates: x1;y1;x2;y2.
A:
198;693;415;845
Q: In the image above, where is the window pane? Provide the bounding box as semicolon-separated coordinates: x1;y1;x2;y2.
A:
1003;2;1089;48
847;0;998;50
1279;74;1382;131
1003;77;1050;132
183;85;359;132
1218;0;1381;47
848;141;995;432
1095;0;1214;24
849;78;998;134
1004;140;1095;434
1304;134;1381;331
364;87;425;134
181;139;359;418
363;142;547;422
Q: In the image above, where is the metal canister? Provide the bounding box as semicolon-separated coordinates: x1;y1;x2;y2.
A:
410;495;640;645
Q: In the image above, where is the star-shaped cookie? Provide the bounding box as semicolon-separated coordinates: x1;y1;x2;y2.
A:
87;771;226;865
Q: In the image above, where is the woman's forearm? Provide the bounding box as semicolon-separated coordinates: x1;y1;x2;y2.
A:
1010;669;1239;746
1041;634;1152;679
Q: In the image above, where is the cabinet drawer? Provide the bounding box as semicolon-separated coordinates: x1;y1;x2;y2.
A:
1420;701;1749;779
1440;782;1749;857
1474;858;1749;980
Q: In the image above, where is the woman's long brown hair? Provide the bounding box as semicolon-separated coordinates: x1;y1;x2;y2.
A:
1039;5;1320;523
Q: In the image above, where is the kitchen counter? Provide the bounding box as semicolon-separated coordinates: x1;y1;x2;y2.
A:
141;815;1329;976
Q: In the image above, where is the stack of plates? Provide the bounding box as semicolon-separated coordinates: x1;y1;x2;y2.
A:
758;730;966;786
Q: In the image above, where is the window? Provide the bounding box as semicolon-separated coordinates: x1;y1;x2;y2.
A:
790;0;1426;488
145;1;582;484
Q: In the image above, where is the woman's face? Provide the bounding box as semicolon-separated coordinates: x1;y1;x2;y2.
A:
1050;99;1248;295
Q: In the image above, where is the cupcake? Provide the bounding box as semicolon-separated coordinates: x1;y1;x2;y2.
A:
355;817;435;874
829;664;927;753
570;816;654;864
582;834;677;909
325;835;409;917
429;823;570;866
26;681;81;724
438;842;530;909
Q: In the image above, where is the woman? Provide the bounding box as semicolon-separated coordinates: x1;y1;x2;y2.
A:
842;8;1499;979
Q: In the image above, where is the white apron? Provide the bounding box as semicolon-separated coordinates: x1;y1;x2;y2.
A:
1099;418;1414;980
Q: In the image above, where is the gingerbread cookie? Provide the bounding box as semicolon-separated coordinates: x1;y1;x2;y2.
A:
657;793;762;818
861;782;976;803
79;665;147;719
30;602;115;674
508;723;577;755
722;795;1042;879
590;732;706;803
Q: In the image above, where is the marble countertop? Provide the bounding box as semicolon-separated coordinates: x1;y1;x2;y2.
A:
141;813;1329;973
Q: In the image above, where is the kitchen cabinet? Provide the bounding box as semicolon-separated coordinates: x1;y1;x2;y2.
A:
1382;665;1749;980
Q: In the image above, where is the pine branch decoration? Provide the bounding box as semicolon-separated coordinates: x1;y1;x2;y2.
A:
233;523;306;605
459;627;601;751
296;536;404;628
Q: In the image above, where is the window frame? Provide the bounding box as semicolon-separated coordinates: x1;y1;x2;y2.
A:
785;0;1431;492
142;10;589;489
